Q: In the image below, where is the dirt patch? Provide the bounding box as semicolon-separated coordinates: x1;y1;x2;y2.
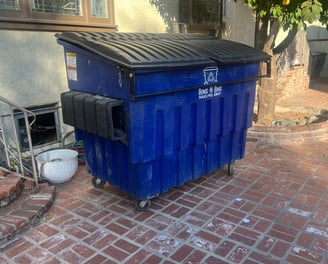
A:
254;108;328;127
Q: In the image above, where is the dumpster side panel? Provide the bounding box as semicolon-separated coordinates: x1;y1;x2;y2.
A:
62;44;130;99
77;129;129;190
128;81;256;164
127;134;249;200
124;80;256;200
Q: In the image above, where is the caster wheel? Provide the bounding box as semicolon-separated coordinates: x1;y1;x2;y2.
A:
92;177;106;188
135;200;151;211
227;163;234;176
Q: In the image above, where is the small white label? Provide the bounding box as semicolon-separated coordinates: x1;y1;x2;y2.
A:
203;66;218;85
199;66;222;99
66;52;77;81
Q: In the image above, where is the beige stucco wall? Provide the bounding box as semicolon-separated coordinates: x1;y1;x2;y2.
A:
115;0;178;33
0;31;67;110
115;0;257;47
0;31;71;154
223;0;255;46
1;31;67;121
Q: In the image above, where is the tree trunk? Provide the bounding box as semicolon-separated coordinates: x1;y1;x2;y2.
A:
256;19;280;127
257;55;278;126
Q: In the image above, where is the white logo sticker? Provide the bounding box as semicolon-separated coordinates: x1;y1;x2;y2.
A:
204;66;218;85
199;66;222;99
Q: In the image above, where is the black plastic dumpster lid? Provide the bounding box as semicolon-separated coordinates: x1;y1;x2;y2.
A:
56;32;270;69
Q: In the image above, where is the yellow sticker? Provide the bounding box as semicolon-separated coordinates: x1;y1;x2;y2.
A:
66;52;77;81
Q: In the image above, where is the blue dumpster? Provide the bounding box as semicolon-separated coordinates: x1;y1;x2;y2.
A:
56;32;270;210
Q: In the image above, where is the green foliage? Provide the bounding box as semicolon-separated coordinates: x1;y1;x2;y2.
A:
301;0;322;23
245;0;327;30
319;1;328;28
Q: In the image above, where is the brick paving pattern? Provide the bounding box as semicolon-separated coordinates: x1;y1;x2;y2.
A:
0;140;327;263
0;182;56;245
278;79;328;109
0;174;23;208
0;79;327;263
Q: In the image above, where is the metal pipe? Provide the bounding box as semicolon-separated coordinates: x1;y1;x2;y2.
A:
0;117;11;167
0;96;39;189
24;111;39;189
0;165;36;181
10;108;24;174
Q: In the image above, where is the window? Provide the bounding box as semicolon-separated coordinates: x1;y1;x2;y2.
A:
0;0;19;10
31;0;81;15
91;0;107;18
0;0;115;31
14;104;60;150
178;0;223;36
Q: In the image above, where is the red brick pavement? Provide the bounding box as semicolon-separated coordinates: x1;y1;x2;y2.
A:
0;140;327;263
278;78;328;109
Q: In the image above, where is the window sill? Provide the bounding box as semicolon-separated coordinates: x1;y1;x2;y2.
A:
0;18;117;32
